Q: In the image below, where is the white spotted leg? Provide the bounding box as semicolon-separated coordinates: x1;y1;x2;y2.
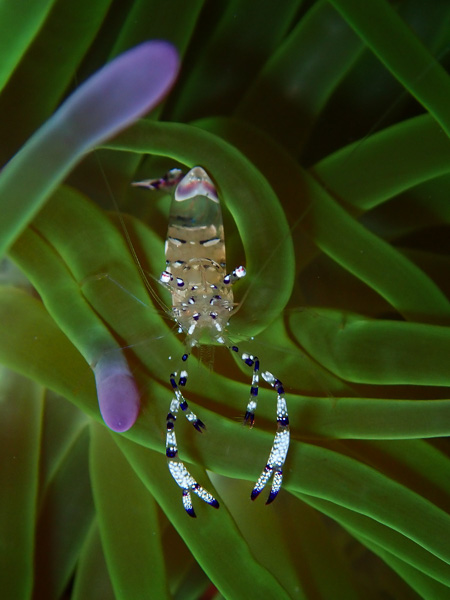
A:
252;371;290;503
165;356;219;517
231;347;290;503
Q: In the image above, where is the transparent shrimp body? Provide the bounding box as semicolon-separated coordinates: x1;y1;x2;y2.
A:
163;167;235;345
135;167;290;517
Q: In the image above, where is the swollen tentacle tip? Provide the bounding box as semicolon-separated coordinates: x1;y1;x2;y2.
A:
186;507;197;518
95;365;140;432
210;499;220;509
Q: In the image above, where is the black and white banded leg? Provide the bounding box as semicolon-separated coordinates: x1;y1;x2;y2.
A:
252;371;290;503
231;347;290;504
165;357;219;517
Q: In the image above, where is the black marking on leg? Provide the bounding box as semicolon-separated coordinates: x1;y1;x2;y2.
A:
183;491;196;518
223;266;246;285
244;411;255;427
193;419;205;433
251;488;262;501
266;488;280;505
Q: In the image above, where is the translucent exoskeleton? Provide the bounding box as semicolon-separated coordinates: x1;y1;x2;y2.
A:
134;167;290;517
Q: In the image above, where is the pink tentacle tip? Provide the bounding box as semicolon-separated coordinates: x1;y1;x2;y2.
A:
94;365;141;433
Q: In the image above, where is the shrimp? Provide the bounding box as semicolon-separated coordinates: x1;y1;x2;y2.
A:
133;167;290;517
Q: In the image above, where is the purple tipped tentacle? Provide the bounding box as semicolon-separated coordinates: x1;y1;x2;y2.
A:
93;353;140;433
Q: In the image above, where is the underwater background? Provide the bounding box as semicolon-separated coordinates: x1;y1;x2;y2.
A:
1;1;450;598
